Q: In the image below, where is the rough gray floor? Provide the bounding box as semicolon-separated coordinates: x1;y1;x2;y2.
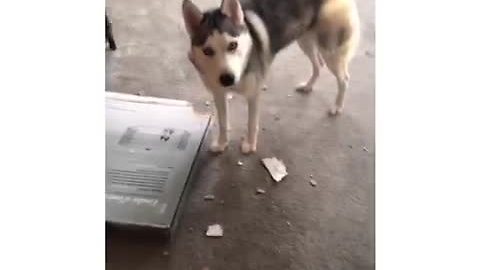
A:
106;0;375;269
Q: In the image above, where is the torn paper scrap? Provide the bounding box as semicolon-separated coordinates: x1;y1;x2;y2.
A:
262;157;288;182
204;194;215;201
256;188;266;194
206;224;223;237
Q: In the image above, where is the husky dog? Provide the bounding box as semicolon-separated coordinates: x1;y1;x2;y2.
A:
182;0;360;154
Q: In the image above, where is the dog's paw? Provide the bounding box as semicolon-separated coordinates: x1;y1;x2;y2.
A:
295;83;313;93
209;140;228;153
240;138;257;154
328;106;344;116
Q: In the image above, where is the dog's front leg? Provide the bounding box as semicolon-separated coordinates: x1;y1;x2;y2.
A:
210;92;229;153
241;93;260;154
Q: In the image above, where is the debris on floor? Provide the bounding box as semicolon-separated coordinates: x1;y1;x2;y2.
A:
362;146;369;152
262;157;288;182
204;100;210;107
227;93;233;100
348;144;353;149
256;188;266;194
237;160;244;166
287;94;292;97
206;224;223;237
135;90;145;96
309;174;314;178
286;221;291;227
309;179;318;187
274;115;280;121
204;194;215;201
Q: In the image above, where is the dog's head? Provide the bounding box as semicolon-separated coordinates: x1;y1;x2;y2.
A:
182;0;252;89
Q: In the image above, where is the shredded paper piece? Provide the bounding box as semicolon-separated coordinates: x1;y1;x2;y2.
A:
262;157;288;182
204;194;215;201
206;224;223;237
256;188;266;194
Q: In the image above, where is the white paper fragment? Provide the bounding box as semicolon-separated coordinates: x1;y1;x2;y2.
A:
262;157;288;182
287;94;292;97
227;93;233;100
237;160;244;166
309;179;317;187
206;224;223;237
204;194;215;201
362;146;369;152
256;188;266;194
205;101;211;106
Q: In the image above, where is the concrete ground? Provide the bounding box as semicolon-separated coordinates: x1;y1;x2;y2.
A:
106;0;375;269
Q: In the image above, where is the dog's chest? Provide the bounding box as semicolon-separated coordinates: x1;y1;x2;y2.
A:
229;72;259;98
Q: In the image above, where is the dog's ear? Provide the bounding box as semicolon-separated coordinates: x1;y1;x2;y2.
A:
221;0;244;26
182;0;203;37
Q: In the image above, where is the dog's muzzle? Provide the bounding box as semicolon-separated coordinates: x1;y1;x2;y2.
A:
219;73;235;87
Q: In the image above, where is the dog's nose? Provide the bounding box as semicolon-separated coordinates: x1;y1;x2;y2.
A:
219;73;235;87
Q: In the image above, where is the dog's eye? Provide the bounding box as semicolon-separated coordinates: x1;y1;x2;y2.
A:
202;47;215;57
227;41;238;52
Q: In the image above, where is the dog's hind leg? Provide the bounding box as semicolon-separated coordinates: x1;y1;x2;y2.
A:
325;53;350;116
295;33;323;93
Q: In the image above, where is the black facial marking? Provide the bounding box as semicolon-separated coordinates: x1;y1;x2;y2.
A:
191;9;246;46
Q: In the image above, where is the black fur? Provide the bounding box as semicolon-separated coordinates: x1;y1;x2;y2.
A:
192;10;247;46
241;0;324;54
192;0;325;54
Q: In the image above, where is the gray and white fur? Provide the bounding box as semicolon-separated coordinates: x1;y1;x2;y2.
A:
183;0;360;154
